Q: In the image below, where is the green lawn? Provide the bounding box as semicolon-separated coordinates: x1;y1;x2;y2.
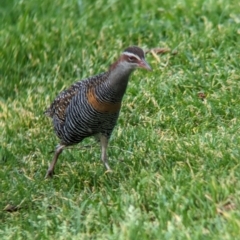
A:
1;0;240;239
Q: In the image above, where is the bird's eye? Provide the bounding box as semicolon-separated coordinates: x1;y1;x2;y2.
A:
128;56;135;62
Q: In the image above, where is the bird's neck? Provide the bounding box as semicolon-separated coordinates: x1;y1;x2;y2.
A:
106;62;135;101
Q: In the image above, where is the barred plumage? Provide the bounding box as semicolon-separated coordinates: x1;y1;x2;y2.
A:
45;46;151;178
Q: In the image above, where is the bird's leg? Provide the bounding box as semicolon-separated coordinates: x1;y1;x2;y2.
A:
45;144;65;178
100;135;111;171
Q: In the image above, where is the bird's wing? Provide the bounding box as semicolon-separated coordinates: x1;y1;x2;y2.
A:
45;82;81;123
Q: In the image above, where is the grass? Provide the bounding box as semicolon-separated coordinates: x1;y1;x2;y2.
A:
1;0;240;239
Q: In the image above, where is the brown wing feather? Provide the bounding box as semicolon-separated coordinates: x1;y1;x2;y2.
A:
45;83;80;123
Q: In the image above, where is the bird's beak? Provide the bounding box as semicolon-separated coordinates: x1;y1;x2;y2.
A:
138;59;152;71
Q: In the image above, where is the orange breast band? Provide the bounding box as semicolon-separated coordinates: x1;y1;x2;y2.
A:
87;88;121;114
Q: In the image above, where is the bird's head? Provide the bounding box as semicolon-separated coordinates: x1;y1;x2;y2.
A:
110;46;152;72
121;46;152;71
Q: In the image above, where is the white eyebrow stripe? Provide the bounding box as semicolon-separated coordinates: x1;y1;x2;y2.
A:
123;52;141;60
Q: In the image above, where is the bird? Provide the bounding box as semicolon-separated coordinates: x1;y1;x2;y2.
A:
45;46;151;178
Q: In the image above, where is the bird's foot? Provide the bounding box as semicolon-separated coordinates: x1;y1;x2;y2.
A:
105;169;113;174
45;169;54;179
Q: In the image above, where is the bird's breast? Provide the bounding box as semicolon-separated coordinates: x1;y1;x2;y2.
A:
86;88;121;114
